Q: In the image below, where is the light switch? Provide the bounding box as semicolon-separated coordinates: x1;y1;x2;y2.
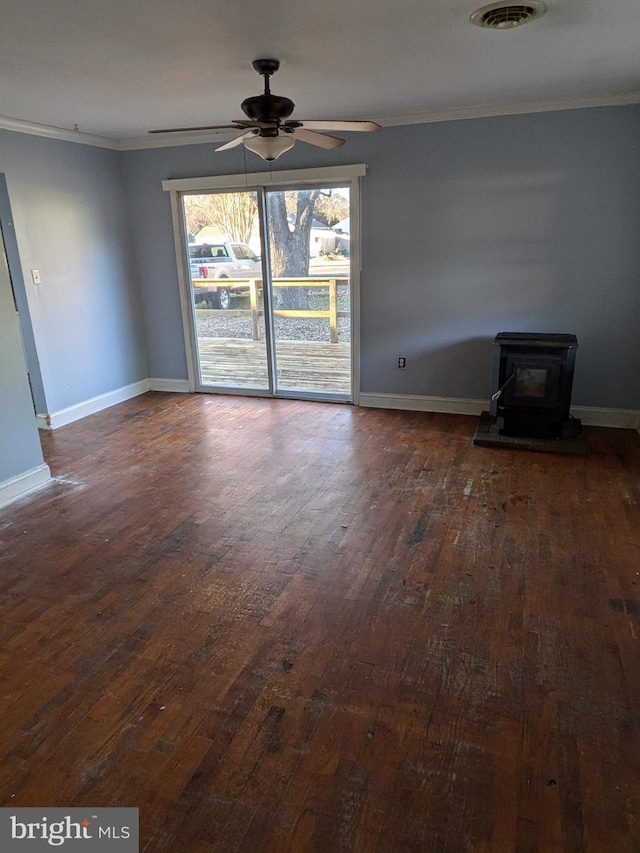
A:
31;269;41;284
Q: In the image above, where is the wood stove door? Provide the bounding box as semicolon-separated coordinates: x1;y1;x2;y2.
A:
503;355;562;409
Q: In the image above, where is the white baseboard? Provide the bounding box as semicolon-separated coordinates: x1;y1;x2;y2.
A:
36;378;192;430
37;379;151;430
32;383;640;433
359;393;640;430
0;463;52;509
571;406;640;429
359;393;486;416
148;378;191;393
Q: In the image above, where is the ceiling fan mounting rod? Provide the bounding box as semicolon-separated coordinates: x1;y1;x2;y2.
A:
241;59;295;124
252;58;280;95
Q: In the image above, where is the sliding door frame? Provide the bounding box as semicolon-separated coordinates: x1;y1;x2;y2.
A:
163;164;366;404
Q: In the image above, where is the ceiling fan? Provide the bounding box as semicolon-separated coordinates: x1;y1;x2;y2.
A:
149;59;381;161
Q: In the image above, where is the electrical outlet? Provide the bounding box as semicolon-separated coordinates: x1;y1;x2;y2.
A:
398;356;406;369
31;269;41;285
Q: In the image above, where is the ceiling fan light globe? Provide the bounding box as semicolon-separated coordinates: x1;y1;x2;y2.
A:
243;134;295;161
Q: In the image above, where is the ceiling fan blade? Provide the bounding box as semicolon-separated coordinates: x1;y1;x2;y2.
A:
290;128;345;149
286;120;381;133
215;131;256;151
149;124;239;134
149;120;266;134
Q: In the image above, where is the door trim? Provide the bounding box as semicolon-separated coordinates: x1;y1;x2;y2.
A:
166;166;364;398
162;164;367;194
168;190;198;391
0;174;48;413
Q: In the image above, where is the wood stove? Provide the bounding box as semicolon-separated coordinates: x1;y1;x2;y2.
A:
490;333;579;439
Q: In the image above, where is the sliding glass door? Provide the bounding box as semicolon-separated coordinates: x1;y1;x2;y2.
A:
182;189;270;391
180;181;353;401
265;186;351;398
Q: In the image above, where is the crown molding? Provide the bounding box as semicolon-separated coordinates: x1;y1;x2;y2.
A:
2;90;640;152
375;91;640;128
0;114;234;151
118;91;640;149
0;115;119;149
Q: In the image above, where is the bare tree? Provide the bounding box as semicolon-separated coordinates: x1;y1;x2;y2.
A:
313;191;349;228
183;192;258;244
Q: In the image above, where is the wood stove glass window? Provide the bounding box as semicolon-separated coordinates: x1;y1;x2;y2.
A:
504;355;561;408
515;367;547;398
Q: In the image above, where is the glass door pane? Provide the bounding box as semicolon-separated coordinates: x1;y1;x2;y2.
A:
181;190;270;390
265;186;352;399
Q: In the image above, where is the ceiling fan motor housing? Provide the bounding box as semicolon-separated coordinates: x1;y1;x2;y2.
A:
240;93;295;123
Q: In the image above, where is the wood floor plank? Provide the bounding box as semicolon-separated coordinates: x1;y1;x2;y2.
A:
0;392;638;851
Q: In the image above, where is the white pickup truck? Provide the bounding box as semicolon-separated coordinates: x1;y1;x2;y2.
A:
189;241;262;309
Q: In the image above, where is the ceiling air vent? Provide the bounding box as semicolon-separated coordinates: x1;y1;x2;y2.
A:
470;1;547;29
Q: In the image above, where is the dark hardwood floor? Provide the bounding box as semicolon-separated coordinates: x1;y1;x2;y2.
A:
1;392;639;852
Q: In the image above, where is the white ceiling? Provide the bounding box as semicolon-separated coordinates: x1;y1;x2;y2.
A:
2;0;640;146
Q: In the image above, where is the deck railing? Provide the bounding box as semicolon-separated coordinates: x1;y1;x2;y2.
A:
192;277;349;344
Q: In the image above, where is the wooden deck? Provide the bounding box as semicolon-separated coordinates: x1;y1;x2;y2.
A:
197;336;352;395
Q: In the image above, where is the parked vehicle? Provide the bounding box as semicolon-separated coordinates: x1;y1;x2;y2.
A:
189;242;261;309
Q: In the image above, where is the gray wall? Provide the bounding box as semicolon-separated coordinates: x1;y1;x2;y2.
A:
0;131;147;415
123;105;640;409
363;108;640;408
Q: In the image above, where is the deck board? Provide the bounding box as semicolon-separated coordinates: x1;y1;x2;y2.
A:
197;337;352;395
